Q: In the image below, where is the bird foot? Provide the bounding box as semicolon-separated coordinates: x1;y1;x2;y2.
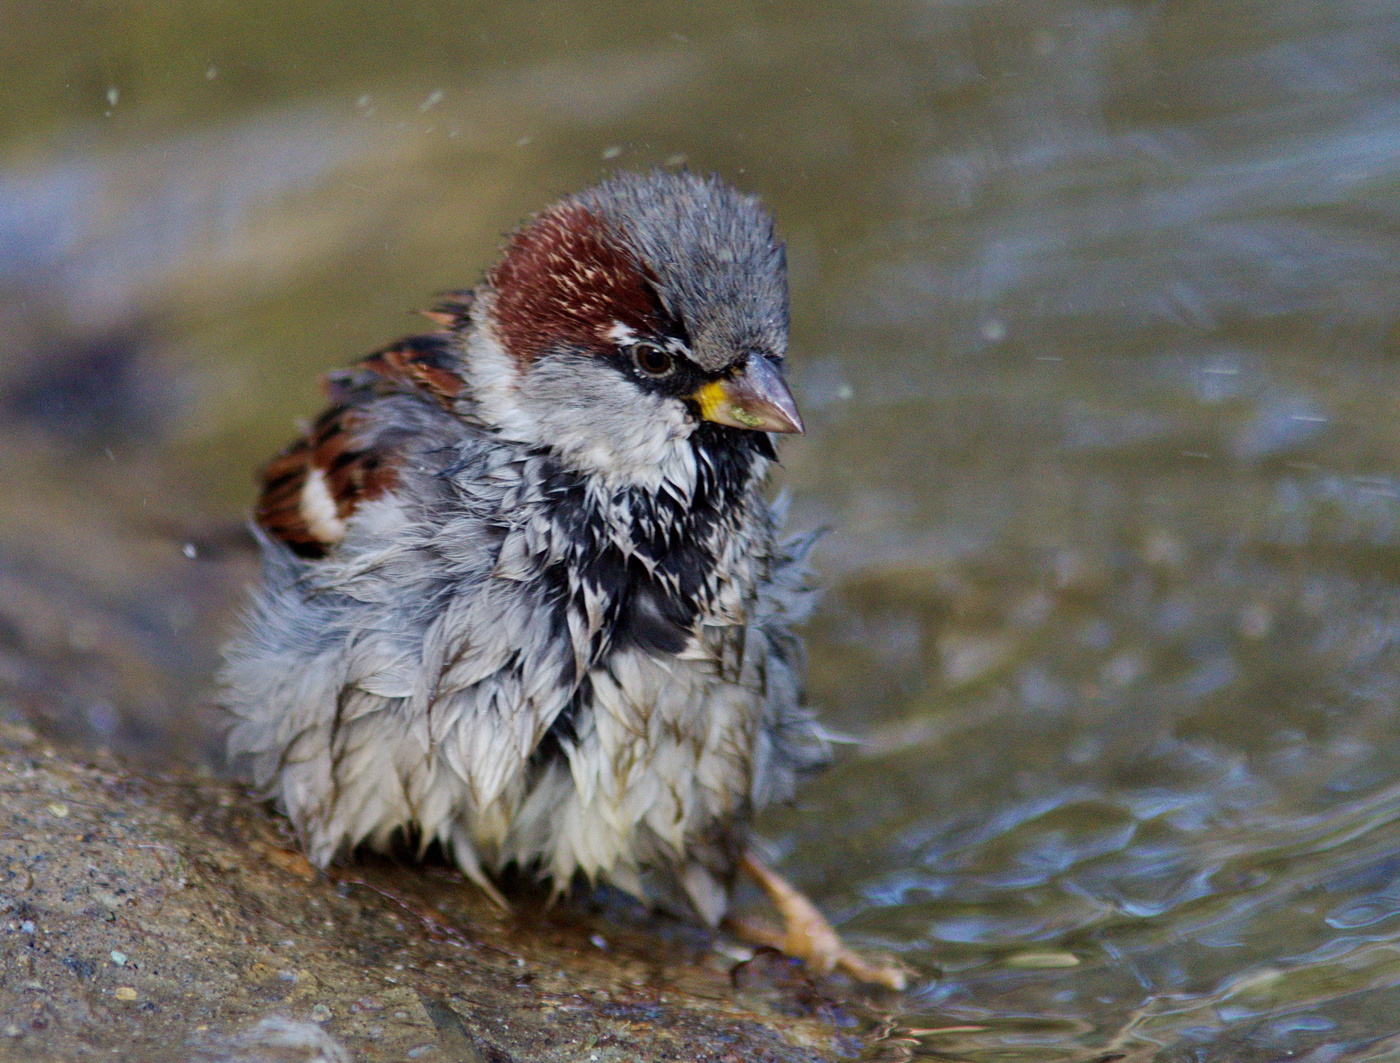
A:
730;851;909;990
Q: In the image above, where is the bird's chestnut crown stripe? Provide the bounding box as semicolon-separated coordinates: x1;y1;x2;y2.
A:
488;204;676;365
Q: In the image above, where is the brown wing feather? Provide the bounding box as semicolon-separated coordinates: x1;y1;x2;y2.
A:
254;328;468;559
417;289;476;331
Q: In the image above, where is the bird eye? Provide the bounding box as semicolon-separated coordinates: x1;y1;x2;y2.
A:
632;343;675;378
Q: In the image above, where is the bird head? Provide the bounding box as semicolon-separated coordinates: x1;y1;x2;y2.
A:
463;171;802;486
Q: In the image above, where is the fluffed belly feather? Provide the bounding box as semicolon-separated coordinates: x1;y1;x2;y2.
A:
226;621;772;919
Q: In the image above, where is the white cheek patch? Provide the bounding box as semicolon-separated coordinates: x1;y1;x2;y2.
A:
466;321;534;439
519;354;699;491
300;467;347;543
467;302;698;489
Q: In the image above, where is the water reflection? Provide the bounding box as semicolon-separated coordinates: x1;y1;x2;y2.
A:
5;0;1400;1059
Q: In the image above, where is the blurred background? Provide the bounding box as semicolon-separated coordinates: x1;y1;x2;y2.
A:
4;1;1400;1059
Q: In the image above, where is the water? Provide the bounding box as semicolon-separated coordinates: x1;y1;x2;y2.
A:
5;1;1400;1058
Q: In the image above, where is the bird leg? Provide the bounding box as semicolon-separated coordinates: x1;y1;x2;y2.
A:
730;850;909;990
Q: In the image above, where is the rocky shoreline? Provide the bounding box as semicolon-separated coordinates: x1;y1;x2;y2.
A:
0;721;895;1062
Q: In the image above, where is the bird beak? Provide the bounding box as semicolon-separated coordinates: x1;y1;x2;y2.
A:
691;356;805;435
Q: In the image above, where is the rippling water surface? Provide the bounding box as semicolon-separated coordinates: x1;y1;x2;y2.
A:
5;2;1400;1058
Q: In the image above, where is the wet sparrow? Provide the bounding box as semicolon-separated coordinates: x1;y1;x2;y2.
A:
221;171;903;987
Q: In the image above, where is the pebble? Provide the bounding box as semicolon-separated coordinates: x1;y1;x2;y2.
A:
114;987;137;1001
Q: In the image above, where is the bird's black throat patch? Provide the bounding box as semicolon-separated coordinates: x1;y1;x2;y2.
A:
528;422;770;763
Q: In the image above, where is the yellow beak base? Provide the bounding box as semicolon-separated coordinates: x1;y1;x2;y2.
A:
692;357;804;435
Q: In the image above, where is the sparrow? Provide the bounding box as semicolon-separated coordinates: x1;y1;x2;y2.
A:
220;170;904;987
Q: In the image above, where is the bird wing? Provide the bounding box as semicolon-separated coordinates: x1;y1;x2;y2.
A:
254;296;473;558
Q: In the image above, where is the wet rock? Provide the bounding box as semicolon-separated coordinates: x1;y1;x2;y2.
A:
0;722;877;1062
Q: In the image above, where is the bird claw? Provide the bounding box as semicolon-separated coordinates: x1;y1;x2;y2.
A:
733;851;910;991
